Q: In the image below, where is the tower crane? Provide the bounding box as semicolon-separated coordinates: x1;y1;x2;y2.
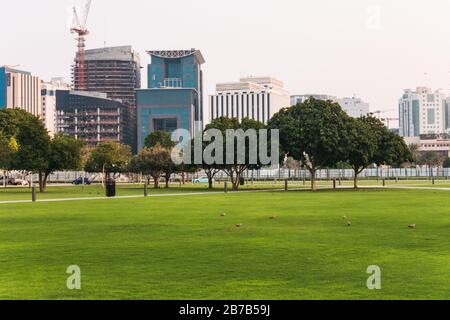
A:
70;0;92;91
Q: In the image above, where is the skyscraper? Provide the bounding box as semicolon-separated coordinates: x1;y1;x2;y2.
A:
399;87;447;137
72;46;141;151
136;49;205;150
0;66;42;117
209;76;290;124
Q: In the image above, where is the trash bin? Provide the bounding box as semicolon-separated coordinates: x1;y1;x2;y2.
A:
240;177;245;186
106;178;116;197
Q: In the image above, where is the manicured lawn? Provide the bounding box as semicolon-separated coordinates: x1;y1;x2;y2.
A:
0;188;450;299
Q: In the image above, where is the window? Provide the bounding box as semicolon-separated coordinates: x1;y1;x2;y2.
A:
153;118;178;133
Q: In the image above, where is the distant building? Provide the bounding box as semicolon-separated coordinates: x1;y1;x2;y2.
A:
404;136;450;158
0;66;42;117
72;46;142;152
41;78;70;136
209;76;290;124
399;87;447;137
291;94;370;118
56;90;127;147
136;49;205;150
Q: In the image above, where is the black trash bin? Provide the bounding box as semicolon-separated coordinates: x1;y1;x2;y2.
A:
240;177;245;186
105;178;116;197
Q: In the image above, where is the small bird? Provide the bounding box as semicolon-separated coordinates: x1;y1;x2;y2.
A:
408;224;416;229
236;224;243;228
221;213;226;217
343;216;352;227
269;215;277;220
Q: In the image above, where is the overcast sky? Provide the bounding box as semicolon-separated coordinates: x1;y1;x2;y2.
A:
1;0;450;122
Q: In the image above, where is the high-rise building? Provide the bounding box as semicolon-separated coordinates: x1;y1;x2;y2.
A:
56;90;127;147
291;94;370;118
0;66;42;117
136;49;205;150
72;46;141;152
399;87;447;137
41;78;70;136
209;76;290;125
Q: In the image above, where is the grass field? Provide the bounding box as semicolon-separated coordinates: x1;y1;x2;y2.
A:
1;186;450;300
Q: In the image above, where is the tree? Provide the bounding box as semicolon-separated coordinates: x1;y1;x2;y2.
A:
284;156;301;179
443;157;450;168
0;132;18;188
129;145;172;189
346;117;377;188
84;142;131;183
144;131;176;149
205;117;267;190
268;98;350;191
41;134;83;191
12;114;51;192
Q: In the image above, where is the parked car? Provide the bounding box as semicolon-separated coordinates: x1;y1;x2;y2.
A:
72;177;92;185
0;176;15;185
193;177;210;183
12;179;29;186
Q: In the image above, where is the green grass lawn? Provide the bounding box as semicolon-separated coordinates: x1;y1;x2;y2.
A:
1;188;450;300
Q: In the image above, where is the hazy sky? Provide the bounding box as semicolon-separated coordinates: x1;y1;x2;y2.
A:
2;0;450;122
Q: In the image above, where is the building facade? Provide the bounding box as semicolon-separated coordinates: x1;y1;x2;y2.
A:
136;49;205;150
72;46;141;152
209;77;290;125
399;87;447;137
291;94;370;118
0;67;42;117
41;78;70;136
56;90;127;147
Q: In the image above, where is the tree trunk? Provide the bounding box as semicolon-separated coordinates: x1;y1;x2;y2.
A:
43;172;50;192
152;175;160;189
165;173;171;188
38;171;44;193
310;168;317;191
181;172;186;185
353;168;359;189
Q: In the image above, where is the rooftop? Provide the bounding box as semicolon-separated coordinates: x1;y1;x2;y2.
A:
146;49;205;64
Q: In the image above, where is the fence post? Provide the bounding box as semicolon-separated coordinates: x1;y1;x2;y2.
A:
333;179;336;190
144;182;148;197
285;179;288;192
224;181;228;193
383;179;386;187
32;186;36;202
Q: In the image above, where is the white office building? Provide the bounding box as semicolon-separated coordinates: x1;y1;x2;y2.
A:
209;76;290;124
291;94;370;118
41;78;70;136
399;87;447;137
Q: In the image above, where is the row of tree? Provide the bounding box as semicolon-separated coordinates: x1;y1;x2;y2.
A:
0;99;413;192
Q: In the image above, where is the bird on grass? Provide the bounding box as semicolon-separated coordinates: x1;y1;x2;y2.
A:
269;215;277;220
408;224;416;229
220;213;226;217
236;224;243;228
343;216;352;227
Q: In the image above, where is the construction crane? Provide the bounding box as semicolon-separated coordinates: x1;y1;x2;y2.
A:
70;0;92;91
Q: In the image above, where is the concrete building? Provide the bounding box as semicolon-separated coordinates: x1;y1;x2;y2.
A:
56;90;127;147
209;76;290;124
291;94;370;118
136;49;205;150
0;66;42;117
41;78;70;136
404;136;450;158
399;87;447;137
72;46;142;152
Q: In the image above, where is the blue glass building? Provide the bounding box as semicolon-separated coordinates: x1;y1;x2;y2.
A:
0;67;8;110
136;49;205;150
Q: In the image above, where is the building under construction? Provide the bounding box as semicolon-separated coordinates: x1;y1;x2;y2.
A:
72;46;141;152
56;90;128;147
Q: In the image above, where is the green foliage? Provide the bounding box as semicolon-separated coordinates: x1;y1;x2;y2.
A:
85;142;131;177
443;157;450;168
144;131;175;149
205;117;267;190
129;145;172;188
268;98;350;190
